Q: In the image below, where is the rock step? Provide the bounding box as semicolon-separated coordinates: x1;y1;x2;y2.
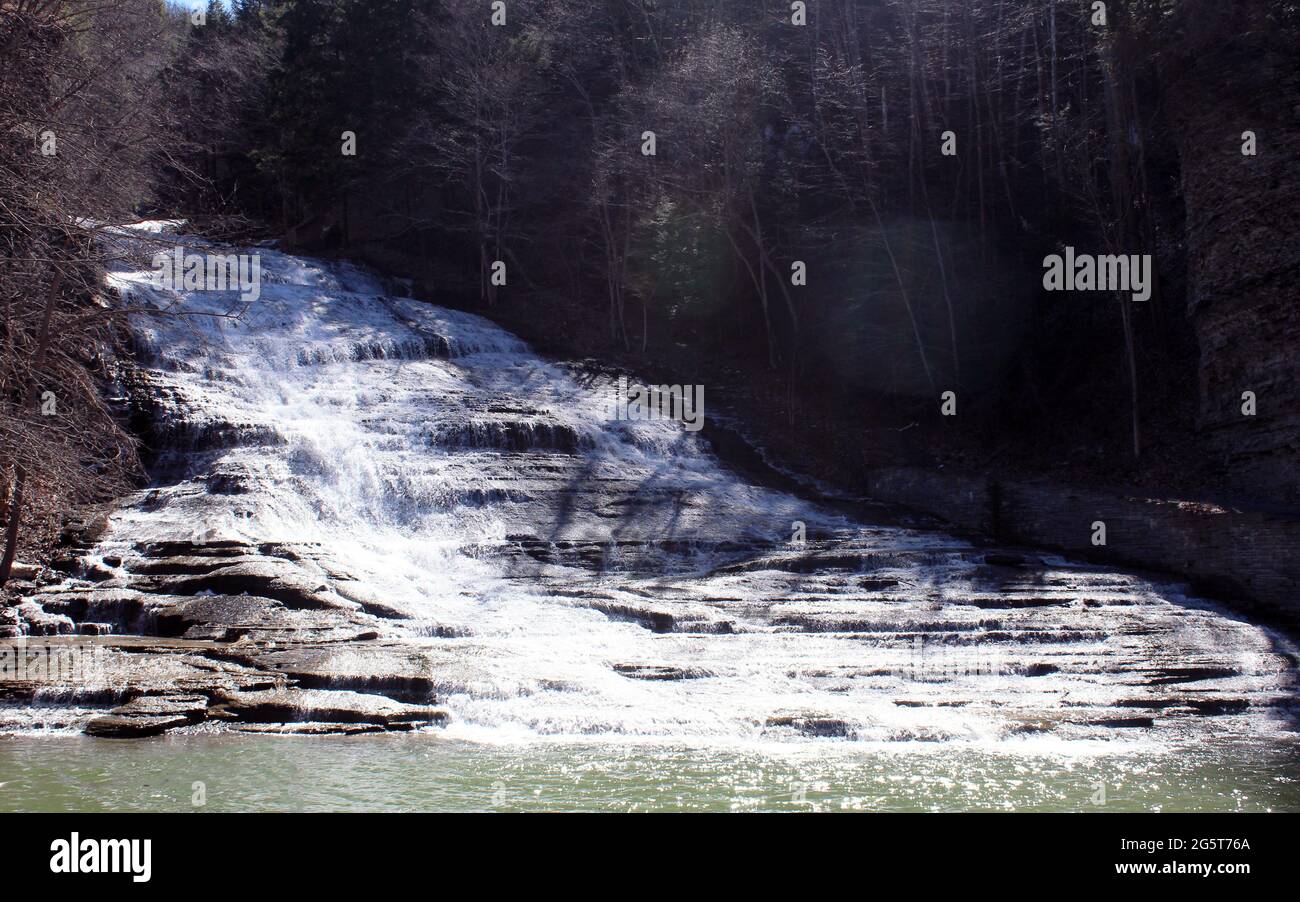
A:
84;694;209;739
295;333;451;367
208;688;446;729
420;419;591;453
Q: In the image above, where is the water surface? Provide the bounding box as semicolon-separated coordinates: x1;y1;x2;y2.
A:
3;733;1297;812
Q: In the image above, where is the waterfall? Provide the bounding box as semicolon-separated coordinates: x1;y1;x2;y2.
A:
37;220;1288;747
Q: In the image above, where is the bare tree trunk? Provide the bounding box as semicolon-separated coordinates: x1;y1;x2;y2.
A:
1099;25;1142;459
928;212;960;386
965;0;987;257
722;224;776;368
1;267;62;589
1118;293;1142;459
0;473;24;589
1048;0;1064;185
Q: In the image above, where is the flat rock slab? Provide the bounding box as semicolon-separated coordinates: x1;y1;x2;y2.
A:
85;708;202;740
765;714;853;738
0;636;284;706
613;663;712;681
84;694;209;738
235;721;389;736
127;554;286;577
241;643;449;702
126;561;359;613
150;594;380;643
210;687;447;728
134;540;259;558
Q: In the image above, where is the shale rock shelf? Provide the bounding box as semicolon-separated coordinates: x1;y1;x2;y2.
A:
4;224;1297;746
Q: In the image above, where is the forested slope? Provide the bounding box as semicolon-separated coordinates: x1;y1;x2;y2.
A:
2;0;1297;587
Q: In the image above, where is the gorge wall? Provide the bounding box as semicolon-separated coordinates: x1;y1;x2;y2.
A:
860;466;1300;628
1162;0;1300;502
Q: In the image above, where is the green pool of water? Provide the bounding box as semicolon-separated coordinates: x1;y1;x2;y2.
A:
2;733;1297;812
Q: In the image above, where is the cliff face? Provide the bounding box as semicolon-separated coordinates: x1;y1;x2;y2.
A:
1162;0;1300;502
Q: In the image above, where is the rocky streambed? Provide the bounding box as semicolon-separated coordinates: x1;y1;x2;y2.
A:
3;223;1297;748
4;535;453;737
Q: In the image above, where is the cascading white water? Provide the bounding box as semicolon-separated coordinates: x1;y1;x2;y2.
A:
88;221;1296;750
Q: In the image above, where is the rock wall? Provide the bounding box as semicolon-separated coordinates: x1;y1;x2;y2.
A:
863;466;1300;627
1161;0;1300;502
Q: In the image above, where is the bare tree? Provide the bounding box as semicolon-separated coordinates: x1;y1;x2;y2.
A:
0;0;182;587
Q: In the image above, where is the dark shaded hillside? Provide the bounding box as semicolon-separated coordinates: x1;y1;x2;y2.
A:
160;0;1294;505
3;0;1298;591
